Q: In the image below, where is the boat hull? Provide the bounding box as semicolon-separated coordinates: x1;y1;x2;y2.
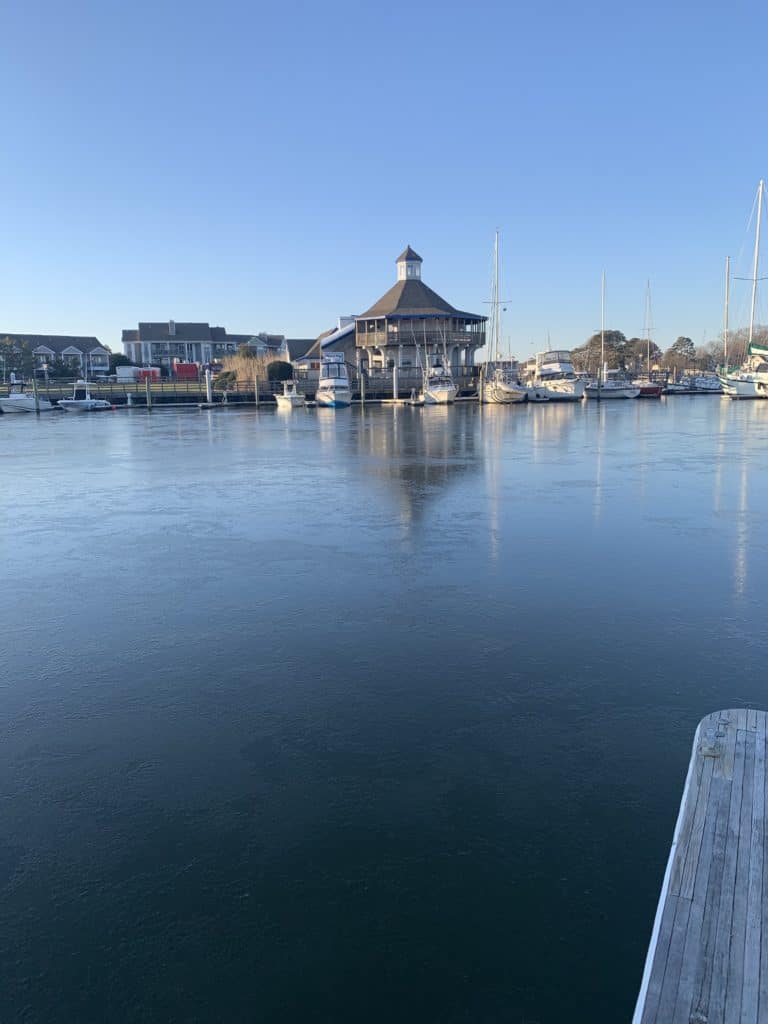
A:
719;373;766;399
0;396;54;413
482;382;526;404
585;383;640;399
275;395;306;410
315;388;351;408
536;379;586;401
424;386;457;405
58;400;112;412
635;383;664;398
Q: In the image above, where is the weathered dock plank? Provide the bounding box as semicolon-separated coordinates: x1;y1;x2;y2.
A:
633;709;767;1023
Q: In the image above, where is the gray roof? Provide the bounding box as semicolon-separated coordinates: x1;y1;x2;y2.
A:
124;325;284;348
298;323;356;361
397;245;422;263
138;322;212;342
0;333;106;355
358;279;484;320
286;338;316;360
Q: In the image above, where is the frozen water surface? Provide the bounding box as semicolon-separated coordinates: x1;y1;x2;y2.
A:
1;399;768;1022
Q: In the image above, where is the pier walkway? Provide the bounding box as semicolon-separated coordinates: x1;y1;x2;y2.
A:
634;708;767;1023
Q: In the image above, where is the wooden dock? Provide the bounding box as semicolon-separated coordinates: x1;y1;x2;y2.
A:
634;708;767;1023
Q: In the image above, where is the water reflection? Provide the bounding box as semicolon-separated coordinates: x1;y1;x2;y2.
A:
735;455;749;596
593;403;606;523
354;404;482;530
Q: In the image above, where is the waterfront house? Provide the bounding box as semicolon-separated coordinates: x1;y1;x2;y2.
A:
355;248;486;376
121;322;284;373
0;333;110;377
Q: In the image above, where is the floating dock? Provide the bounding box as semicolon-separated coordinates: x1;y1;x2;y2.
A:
634;708;767;1023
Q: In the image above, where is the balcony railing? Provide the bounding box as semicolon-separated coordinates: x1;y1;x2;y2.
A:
357;332;484;348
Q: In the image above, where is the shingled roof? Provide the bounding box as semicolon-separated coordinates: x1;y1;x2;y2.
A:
138;322;212;342
0;333;106;354
397;245;422;263
358;279;483;320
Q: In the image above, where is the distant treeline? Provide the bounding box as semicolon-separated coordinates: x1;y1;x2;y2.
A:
569;326;768;374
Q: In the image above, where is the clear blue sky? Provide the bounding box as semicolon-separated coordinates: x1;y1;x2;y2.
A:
1;0;766;359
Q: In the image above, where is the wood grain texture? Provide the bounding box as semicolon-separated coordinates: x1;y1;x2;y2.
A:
633;710;767;1024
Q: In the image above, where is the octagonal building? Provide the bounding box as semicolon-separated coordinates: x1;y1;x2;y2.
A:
355;248;486;376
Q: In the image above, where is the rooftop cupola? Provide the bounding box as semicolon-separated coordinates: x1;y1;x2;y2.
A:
396;245;423;282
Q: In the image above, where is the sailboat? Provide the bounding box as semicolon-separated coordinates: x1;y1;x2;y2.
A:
420;318;457;405
633;281;663;397
585;273;640;399
719;180;768;399
481;230;527;404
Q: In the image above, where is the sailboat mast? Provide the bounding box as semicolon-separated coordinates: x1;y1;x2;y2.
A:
645;279;652;374
729;252;733;368
600;271;606;373
494;230;500;361
748;179;764;350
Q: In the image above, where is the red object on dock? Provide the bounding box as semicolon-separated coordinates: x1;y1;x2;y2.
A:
173;362;199;380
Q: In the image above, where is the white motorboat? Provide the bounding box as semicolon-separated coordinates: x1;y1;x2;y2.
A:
422;361;457;404
666;374;721;394
58;380;112;413
527;350;586;401
0;382;54;413
688;373;722;394
664;379;692;394
275;380;306;409
315;354;352;408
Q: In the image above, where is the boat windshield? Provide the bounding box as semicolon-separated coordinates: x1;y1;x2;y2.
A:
538;350;572;365
539;370;575;381
320;364;348;380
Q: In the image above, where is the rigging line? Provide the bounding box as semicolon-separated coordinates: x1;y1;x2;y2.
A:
733;185;760;284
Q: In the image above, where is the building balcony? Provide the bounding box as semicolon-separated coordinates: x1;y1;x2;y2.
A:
358;333;484;349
